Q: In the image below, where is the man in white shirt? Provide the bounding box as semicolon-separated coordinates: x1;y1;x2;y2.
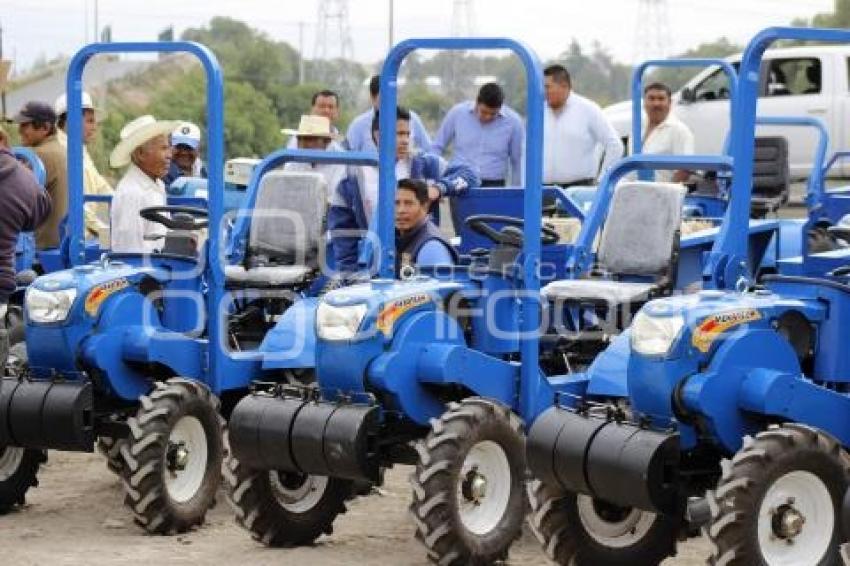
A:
542;64;624;186
631;82;695;183
109;115;180;253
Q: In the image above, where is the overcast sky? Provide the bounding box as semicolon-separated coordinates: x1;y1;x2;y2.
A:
2;0;836;73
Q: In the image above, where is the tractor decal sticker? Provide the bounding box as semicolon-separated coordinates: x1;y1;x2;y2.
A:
691;308;761;353
85;278;130;316
376;293;431;335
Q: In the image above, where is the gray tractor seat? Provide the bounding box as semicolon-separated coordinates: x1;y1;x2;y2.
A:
543;181;685;312
225;170;328;289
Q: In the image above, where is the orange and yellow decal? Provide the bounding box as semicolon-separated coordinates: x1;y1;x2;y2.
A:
691;308;761;353
376;293;431;335
84;278;130;317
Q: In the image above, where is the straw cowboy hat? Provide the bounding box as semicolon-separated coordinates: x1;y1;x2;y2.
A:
281;114;338;139
110;115;180;168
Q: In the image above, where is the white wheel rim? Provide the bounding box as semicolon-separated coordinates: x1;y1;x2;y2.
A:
0;446;24;482
456;440;512;536
164;416;208;503
576;494;657;548
757;470;834;565
269;472;330;514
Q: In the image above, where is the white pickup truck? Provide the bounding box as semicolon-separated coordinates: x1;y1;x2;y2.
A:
604;45;850;177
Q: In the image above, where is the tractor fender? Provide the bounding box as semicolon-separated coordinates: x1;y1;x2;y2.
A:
679;328;800;453
259;297;320;370
584;331;632;398
368;309;466;425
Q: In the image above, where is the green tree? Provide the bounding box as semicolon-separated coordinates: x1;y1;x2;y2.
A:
648;37;742;93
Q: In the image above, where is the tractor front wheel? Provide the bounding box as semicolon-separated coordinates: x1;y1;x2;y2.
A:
706;423;850;565
409;397;526;565
223;437;352;547
120;378;224;534
527;479;678;565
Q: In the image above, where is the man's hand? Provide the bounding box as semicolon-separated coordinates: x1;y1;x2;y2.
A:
427;184;442;202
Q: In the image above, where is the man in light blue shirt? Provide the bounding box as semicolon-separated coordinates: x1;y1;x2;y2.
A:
346;75;432;152
432;82;525;187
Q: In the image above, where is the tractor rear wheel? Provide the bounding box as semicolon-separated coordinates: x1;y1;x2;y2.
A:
223;434;352;547
0;336;47;513
706;423;850;566
96;436;126;475
409;397;526;565
120;378;224;534
527;479;678;565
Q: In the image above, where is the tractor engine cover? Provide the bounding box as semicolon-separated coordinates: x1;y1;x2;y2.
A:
527;406;680;514
0;378;94;451
228;394;380;482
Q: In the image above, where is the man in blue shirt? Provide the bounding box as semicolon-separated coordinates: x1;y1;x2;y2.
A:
432;82;525;187
329;106;478;274
345;75;432;152
163;122;207;187
395;178;457;278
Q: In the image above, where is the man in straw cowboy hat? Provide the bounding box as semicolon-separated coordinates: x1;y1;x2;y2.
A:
109;115;180;253
281;114;347;191
54;90;113;242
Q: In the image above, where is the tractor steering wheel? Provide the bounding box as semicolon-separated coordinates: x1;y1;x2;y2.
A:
465;214;559;246
139;206;209;231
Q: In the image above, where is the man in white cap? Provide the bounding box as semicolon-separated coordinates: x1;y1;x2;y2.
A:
109;115;180;253
54;91;113;241
281;114;346;191
163;121;206;187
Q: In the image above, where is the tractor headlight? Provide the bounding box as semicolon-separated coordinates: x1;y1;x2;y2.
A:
26;288;78;324
316;302;368;341
631;311;684;357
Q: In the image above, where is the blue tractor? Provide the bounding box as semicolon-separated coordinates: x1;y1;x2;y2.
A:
0;40;377;532
222;37;750;564
526;26;850;566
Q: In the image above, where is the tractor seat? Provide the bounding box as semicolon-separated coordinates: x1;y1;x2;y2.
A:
225;170;328;289
543;181;685;319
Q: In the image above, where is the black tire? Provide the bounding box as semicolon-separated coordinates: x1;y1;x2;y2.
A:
409;397;526;565
527;479;678;566
706;423;850;566
223;434;352;547
0;339;47;513
119;377;224;535
0;446;47;513
97;436;126;476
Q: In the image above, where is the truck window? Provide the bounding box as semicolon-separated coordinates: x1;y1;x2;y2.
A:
693;64;738;101
764;58;821;96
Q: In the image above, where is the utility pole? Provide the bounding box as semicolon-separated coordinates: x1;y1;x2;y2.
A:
0;21;6;120
298;21;305;84
94;0;99;42
633;0;672;63
388;0;394;51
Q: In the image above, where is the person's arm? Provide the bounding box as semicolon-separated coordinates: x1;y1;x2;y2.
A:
509;116;525;186
327;177;362;273
20;169;52;232
672;122;696;183
434;159;480;197
431;106;457;156
411;111;433;152
590;105;625;177
345;115;364;152
416;240;455;267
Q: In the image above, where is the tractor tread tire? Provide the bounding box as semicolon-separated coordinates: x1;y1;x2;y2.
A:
409;397;526;566
0;447;47;514
527;479;678;566
222;435;351;548
97;436;127;476
705;423;850;566
119;377;224;535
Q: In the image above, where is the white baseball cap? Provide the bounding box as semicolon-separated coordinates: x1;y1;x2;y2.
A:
171;122;201;150
54;91;97;117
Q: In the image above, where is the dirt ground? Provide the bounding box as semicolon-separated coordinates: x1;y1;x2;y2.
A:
0;452;710;566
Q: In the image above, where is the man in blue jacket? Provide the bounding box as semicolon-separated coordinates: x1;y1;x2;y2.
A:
329;105;478;274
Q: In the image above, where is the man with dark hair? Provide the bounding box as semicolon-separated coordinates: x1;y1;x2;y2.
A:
329;106;478;273
432;82;524;187
632;82;694;182
542;63;623;187
11;101;68;249
395;178;457;277
287;89;344;150
345;74;432;152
